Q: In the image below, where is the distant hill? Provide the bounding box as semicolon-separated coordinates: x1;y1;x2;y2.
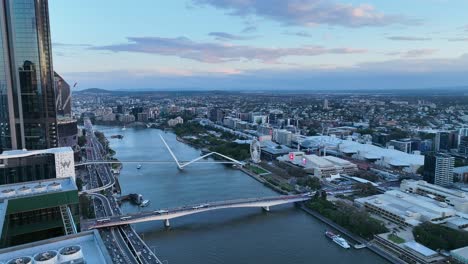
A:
76;88;112;94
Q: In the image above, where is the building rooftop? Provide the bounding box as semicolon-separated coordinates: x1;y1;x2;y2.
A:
299;136;424;168
403;241;438;257
0;177;77;202
0;147;73;159
451;245;468;261
0;231;112;263
356;190;456;226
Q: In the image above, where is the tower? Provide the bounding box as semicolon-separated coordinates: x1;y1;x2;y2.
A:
0;0;58;151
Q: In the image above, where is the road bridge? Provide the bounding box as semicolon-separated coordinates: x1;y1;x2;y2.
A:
83;193;312;230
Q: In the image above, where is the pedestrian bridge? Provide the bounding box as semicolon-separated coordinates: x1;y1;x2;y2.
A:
84;193;312;230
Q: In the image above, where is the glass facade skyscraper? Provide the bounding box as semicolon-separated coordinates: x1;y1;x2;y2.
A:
0;0;57;151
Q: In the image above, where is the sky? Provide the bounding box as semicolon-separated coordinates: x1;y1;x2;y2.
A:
49;0;468;91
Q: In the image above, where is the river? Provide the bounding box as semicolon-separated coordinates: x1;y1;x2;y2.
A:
96;125;388;264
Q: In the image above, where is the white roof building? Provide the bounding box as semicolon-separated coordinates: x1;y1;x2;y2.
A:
356;189;457;227
277;152;357;178
298;136;424;173
401;180;468;214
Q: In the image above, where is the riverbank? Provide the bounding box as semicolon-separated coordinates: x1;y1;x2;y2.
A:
300;204;404;264
239;166;288;195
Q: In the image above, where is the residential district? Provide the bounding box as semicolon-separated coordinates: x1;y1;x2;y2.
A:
0;1;468;264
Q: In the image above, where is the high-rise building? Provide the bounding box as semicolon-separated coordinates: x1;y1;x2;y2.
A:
423;153;454;187
0;0;58;151
54;72;71;117
459;136;468;156
323;99;329;110
459;128;468;147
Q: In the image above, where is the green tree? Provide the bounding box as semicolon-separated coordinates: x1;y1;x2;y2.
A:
413;222;468;251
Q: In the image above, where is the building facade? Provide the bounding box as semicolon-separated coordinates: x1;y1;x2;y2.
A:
423;153;454;187
0;147;75;185
0;177;79;248
0;0;58;151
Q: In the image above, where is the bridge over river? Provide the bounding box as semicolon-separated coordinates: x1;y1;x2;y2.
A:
83;193;312;230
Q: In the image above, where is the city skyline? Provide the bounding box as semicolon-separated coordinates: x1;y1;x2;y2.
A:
49;0;468;91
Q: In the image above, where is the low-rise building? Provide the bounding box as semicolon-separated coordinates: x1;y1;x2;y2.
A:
277;152;357;178
297;136;424;173
400;180;468;213
355;190;456;227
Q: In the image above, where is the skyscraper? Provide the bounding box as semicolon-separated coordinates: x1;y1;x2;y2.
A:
423;152;454;187
0;0;57;151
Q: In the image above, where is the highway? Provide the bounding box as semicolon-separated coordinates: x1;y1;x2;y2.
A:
82;118;162;264
83;193;312;229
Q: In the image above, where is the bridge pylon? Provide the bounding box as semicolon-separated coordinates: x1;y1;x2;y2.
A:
164;219;170;228
262;206;270;212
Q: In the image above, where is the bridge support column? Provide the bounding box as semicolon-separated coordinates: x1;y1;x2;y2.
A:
164;219;170;228
262;206;270;212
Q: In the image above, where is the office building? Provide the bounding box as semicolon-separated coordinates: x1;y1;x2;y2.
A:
0;177;79;248
459;136;468;156
423;153;454;187
268;109;283;125
137;112;148;122
0;0;58;151
459;128;468;147
209;108;225;123
0;147;75;185
57;117;78;150
273;129;293;146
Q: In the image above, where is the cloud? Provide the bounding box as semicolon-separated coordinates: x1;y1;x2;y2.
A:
387;36;431;41
64;54;468;91
283;31;313;38
447;37;468;42
192;0;418;28
208;32;256;41
241;25;257;33
385;49;437;58
53;42;92;47
91;36;367;63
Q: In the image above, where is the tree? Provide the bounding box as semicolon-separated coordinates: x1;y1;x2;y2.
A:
413;222;468;251
78;135;86;147
75;178;83;191
354;183;379;196
320;190;328;200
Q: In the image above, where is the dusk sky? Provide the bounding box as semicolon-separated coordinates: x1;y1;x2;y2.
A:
49;0;468;91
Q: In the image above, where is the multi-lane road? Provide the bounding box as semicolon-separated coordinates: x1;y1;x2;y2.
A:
82;118;161;264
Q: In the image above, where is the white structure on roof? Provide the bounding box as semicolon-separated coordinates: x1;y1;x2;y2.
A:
0;231;112;263
277;152;357;178
298;136;424;173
